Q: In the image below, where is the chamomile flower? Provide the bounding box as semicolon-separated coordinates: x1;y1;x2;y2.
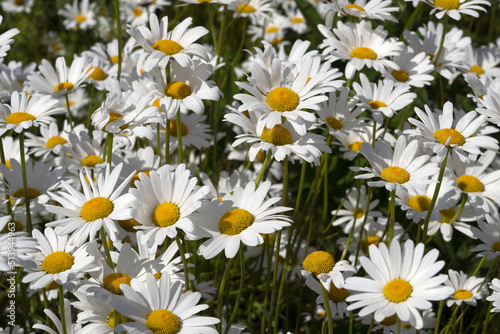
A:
464;45;500;78
45;163;135;246
486;279;500;312
62;130;106;171
125;4;149;27
470;214;500;259
22;227;97;289
301;250;357;289
406;102;498;162
287;10;308;34
159;112;212;151
345;239;454;329
319;21;403;79
228;0;274;24
354;136;439;193
0;91;65;136
59;0;97;30
127;14;210;72
24;121;72;160
33;298;80;334
305;274;351;319
196;180;292;259
316;88;365;135
425;0;490;21
425;199;477;242
333;122;392;161
28;56;92;96
0;16;19;62
477;87;500;125
383;50;435;88
130;164;209;250
73;285;120;333
445;269;485;307
0;216;38;271
1;0;34;14
110;273;219;333
334;0;399;22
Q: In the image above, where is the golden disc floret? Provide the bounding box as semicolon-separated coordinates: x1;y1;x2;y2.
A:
469;65;485;76
145;309;180;334
326;117;343;130
164;81;191;100
54;82;74;93
219;208;254;235
87;67;107;81
46;136;67;149
81;155;104;167
440;207;456;224
328;282;349;303
130;170;150;188
350;47;377;60
456;175;484;193
349;141;363;152
291;17;304;24
345;4;365;12
384;278;413;303
237;4;255;13
5;112;35;125
434;0;460;10
381;166;410;184
80;197;114;222
118;218;140;232
152;202;180;227
14;187;41;200
368;100;387;110
433;128;465;146
103;273;132;295
493;241;500;252
152;40;184;55
260;125;293;146
266;87;299;112
392;70;410;82
362;236;381;253
303;251;335;275
42;251;74;274
453;289;472;300
408;195;431;212
169;120;188;137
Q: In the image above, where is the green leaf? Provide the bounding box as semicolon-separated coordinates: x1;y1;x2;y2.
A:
294;0;323;35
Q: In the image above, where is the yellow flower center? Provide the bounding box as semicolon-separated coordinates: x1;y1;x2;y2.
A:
266;26;279;34
493;241;500;252
392;70;410;82
13;187;41;201
75;15;86;23
81;155;104;167
107;311;131;328
219;208;254;235
345;4;365;12
169;120;188;137
350;47;377;60
46;136;67;149
362;236;381;253
328;282;349;303
237;4;255;13
44;281;59;290
433;128;465;146
164;81;191;100
118;218;139;232
326;117;343;130
271;37;282;45
110;55;120;64
130;170;150;188
133;7;143;16
256;149;266;163
453;289;472;300
5;112;35;125
408;195;431;212
303;251;335;275
353;208;364;219
80;197;114;222
87;67;107;81
349;141;363;152
42;251;74;274
198;0;213;3
260;125;293;146
381;166;410;184
440;207;456;223
469;65;485;76
291;17;304;24
4;160;10;169
52;43;62;51
152;40;184;55
103;273;132;295
456;175;484;193
434;0;460;10
152;202;180;227
266;87;299;112
105;112;128;130
380;314;397;326
54;82;74;93
368;100;387;110
2;220;23;232
384;279;413;303
146;309;180;334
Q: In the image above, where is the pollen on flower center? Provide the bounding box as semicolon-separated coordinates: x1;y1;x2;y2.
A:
164;81;191;100
260;125;293;146
118;218;139;232
133;7;143;16
237;4;256;13
453;289;472;300
152;39;184;55
456;175;484;193
198;0;213;3
349;141;363;152
440;207;456;223
408;195;431;212
169;120;188;137
493;241;500;252
350;47;377;60
266;87;300;112
46;136;67;149
130;170;150;188
75;15;86;23
368;100;387;110
326;117;343;130
219;208;254;235
303;251;335;275
80;197;114;222
14;187;41;200
53;81;74;93
5;112;35;125
384;278;413;303
362;236;381;253
81;155;104;167
345;4;365;12
110;55;120;64
392;70;410;82
353;208;364;219
291;17;304;23
433;128;465;146
381;166;410;184
328;282;349;303
103;273;132;295
469;65;485;76
152;202;180;227
42;251;74;274
434;0;460;10
146;309;180;334
87;67;107;81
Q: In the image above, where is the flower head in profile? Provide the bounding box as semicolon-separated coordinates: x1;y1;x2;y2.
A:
486;278;500;312
0;16;19;62
424;0;490;21
301;250;357;289
470;214;500;259
444;269;485;307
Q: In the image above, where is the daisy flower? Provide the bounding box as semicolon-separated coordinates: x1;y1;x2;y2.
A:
318;21;403;79
316;88;365;135
344;239;454;329
159;112;212;151
406;102;498;162
301;250;357;289
1;0;34;14
0;216;39;271
27;56;92;96
196;180;292;259
0;16;19;62
110;273;219;333
24;121;72;160
425;0;490;21
287;10;308;34
59;0;97;30
73;285;120;333
383;50;435;88
129;164;209;250
22;227;97;290
228;0;274;24
334;0;399;23
33;298;80;334
464;45;500;78
477;87;500;125
125;3;149;27
305;274;351;319
425;199;477;242
486;278;500;312
0;91;65;136
354;136;439;193
127;14;210;71
61;130;106;171
45;163;135;246
470;214;500;259
353;74;416;123
444;269;485;307
361;309;436;334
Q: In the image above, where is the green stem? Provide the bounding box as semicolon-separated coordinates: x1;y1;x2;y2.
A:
165;120;170;165
481;302;494;334
176;110;183;163
396;316;401;334
19;131;32;236
340;183;362;261
58;284;67;334
86;85;95;131
65;93;74;130
217;256;235;333
321;286;334;334
224;247;245;334
114;0;122;80
0;137;12;216
255;150;272;187
268;230;282;333
388;189;396;245
157;126;162;166
175;235;191;290
293;159;307;221
100;227;115;269
106;133;113;165
434;300;445;334
399;2;424;40
354;187;373;265
488;1;497;43
434;16;448;68
446;194;467;226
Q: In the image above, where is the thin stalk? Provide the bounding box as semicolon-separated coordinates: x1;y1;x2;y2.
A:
255;150;272;186
292;159;307;221
434;16;448;68
473;256;487;277
396;316;401;334
207;5;218;48
0;138;12;216
106;133;113;165
488;1;497;43
268;231;282;333
157;126;162;165
175;235;191;290
86;84;95;130
388;189;397;245
366;317;375;334
58;284;67;334
340;183;362;261
354;187;373;265
434;300;445;334
176;110;183;163
481;302;494;334
446;194;467;226
100;227;115;269
217;256;235;333
64;93;74;130
261;234;272;334
113;0;123;80
165;120;170;165
224;246;245;334
321;286;333;334
399;2;424;40
19;131;32;236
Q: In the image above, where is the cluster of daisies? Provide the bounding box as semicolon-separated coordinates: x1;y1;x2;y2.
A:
1;0;500;333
